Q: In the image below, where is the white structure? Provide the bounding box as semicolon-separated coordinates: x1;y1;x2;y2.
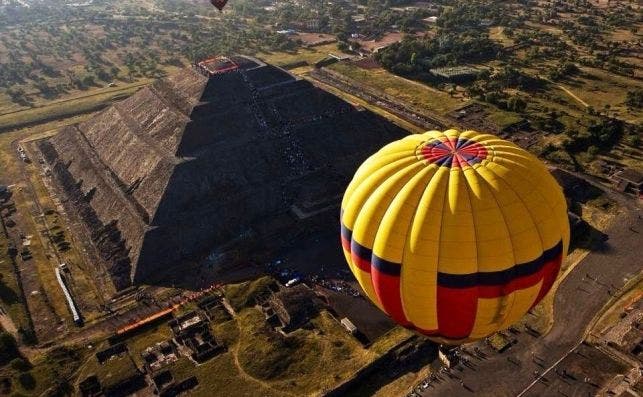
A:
55;266;82;325
341;318;357;334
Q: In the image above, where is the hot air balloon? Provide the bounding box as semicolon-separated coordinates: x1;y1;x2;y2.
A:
211;0;228;11
340;129;570;345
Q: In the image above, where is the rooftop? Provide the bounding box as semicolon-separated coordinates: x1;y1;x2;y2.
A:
616;168;643;185
197;56;240;76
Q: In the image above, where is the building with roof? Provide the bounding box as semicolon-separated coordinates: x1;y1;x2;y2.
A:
611;168;643;196
84;352;146;397
340;318;357;335
169;312;225;363
430;66;481;82
263;284;321;334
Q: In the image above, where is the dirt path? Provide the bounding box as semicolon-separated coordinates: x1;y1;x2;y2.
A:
541;76;590;108
229;318;298;397
555;84;589;108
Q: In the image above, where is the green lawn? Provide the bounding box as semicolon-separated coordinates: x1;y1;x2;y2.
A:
572;67;643;124
223;276;276;311
327;62;466;115
488;26;515;47
236;308;322;381
125;324;175;368
1;345;87;396
90;354;140;391
255;43;345;69
0;83;148;133
188;351;283;397
235;308;378;395
482;105;525;129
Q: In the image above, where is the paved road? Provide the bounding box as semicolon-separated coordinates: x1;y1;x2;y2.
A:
422;203;641;397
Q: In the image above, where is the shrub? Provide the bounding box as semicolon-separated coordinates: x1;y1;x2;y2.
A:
587;146;599;156
625;89;642;109
624;133;640;147
0;333;19;365
9;358;30;372
16;373;35;391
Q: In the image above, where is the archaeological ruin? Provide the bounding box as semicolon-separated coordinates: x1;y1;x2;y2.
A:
39;56;407;289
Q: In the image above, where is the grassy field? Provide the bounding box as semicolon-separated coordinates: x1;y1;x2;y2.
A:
0;118;93;341
103;309;374;396
305;78;425;133
124;324;175;368
255;43;345;69
327;62;466;115
488;26;515;47
236;308;377;395
223;276;276;312
0;344;88;396
570;67;643;124
187;350;284;397
0;227;32;335
481;104;525;129
0;135;71;327
0;82;149;133
221;276;411;394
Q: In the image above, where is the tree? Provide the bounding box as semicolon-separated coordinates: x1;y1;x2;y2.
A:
17;372;36;390
624;90;643;109
0;332;18;364
624;133;640;147
587;146;599;156
81;75;95;87
96;69;111;82
10;358;30;372
507;96;527;112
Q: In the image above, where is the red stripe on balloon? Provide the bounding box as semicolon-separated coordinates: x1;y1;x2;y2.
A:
477;270;543;299
530;253;563;309
411;325;440;337
340;235;351;252
371;267;411;327
436;286;477;340
350;251;372;273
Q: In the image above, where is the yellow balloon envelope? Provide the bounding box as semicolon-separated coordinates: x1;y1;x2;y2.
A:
340;129;570;344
